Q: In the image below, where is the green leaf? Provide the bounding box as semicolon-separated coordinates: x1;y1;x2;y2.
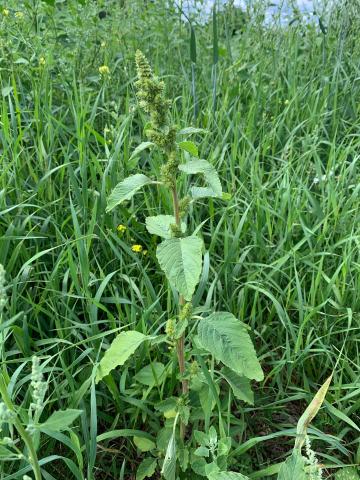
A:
107;174;154;212
191;455;207;476
217;437;232;457
221;367;254;405
156;236;203;301
194;446;209;457
134;362;166;387
96;331;147;382
39;409;82;432
1;86;13;97
136;457;157;480
133;436;156;452
190;26;197;63
197;312;264;381
208;472;249;480
206;463;221;476
212;6;219;65
335;467;360;480
145;215;186;239
161;432;176;480
178;141;198;157
191;187;219;199
179;159;222;197
178;127;207;135
14;58;30;65
0;445;14;459
277;451;307;480
194;430;210;446
129;142;154;162
295;375;332;449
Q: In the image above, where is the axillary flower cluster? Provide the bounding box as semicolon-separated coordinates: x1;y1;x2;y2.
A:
135;50;178;189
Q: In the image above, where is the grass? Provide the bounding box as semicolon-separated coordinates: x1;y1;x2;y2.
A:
0;0;359;478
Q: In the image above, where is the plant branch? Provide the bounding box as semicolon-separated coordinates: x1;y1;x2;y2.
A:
0;375;42;480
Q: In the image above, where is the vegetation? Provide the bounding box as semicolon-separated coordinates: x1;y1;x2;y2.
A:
0;0;359;479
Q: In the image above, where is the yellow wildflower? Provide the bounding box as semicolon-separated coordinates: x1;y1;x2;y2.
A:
99;65;110;75
15;11;23;18
39;57;46;66
2;8;9;16
117;224;127;233
131;244;143;253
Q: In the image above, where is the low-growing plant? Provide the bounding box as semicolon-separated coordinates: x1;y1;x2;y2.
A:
0;265;83;479
277;376;332;480
97;51;264;479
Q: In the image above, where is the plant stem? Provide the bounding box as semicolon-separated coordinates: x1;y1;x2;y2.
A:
0;376;42;480
171;187;189;440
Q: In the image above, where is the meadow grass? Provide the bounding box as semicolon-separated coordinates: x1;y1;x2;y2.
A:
0;1;359;478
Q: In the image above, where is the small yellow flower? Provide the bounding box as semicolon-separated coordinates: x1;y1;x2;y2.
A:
101;41;106;48
2;8;9;16
117;224;127;233
39;57;46;66
99;65;110;75
131;244;143;253
15;11;24;19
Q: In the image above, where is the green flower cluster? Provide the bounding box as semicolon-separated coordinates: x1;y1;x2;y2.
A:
30;356;47;412
135;50;178;187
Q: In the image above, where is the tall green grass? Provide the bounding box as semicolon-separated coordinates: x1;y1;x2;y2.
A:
0;0;359;478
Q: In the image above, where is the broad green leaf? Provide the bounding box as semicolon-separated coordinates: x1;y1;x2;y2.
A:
179;159;222;197
179;446;189;472
133;436;156;452
178;141;198;157
39;409;82;432
217;437;232;457
145;215;186;239
136;457;157;480
191;186;219;199
129;142;154;162
277;451;307;480
107;174;154;212
178;127;207;135
161;432;176;480
208;472;249;480
156;236;203;301
197;312;264;381
96;331;146;382
194;446;209;457
191;455;207;476
295;375;332;449
134;362;166;386
335;467;360;480
155;398;177;418
221;367;254;405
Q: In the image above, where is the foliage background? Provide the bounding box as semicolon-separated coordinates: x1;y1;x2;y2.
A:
0;0;359;478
